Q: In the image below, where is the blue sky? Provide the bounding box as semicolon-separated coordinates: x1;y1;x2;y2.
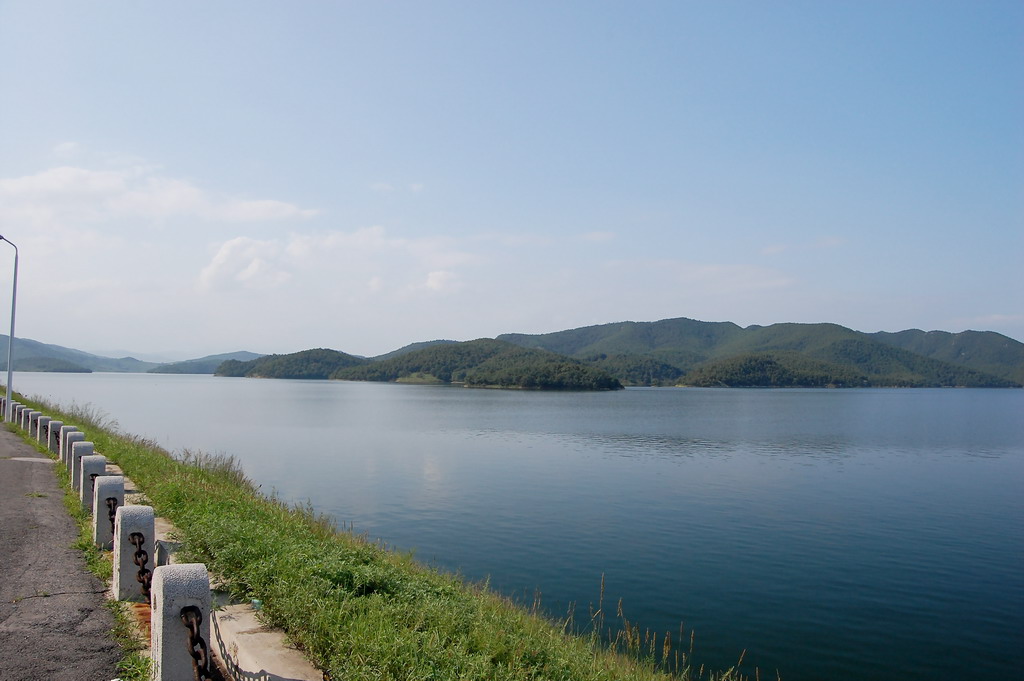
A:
1;1;1021;359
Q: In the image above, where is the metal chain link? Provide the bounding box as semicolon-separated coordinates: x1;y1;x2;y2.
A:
127;531;152;602
180;605;212;681
105;497;118;538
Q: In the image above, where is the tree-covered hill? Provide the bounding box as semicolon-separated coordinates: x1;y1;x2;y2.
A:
870;329;1024;384
332;338;623;390
371;339;458;361
499;317;744;365
6;356;92;373
499;318;1023;388
1;334;158;372
150;351;263;374
683;352;869;388
215;348;369;379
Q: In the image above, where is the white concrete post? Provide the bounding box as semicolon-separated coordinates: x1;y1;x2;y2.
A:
114;504;155;602
151;563;211;681
15;404;25;427
70;441;94;491
79;454;107;511
64;431;85;469
92;475;124;549
59;426;81;464
36;415;50;443
20;406;31;430
27;411;41;437
47;420;63;454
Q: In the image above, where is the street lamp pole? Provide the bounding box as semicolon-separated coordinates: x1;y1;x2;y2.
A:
0;235;17;422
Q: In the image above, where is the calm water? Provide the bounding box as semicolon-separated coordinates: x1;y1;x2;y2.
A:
13;372;1024;681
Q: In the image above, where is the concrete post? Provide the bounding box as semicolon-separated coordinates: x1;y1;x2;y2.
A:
151;563;211;681
27;411;41;437
47;420;63;454
20;407;31;430
114;504;155;602
14;404;24;427
64;431;85;469
36;415;50;443
92;475;124;549
70;441;94;492
79;454;107;512
59;426;81;464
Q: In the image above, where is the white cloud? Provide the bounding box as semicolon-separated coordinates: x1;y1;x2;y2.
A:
199;227;478;297
579;231;615;243
0;165;318;227
370;182;396;193
198;236;291;291
422;270;459;292
52;141;83;158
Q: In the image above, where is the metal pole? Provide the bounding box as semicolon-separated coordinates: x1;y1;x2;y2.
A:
0;235;17;422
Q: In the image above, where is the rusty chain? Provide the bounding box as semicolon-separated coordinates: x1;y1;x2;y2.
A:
105;497;118;538
127;531;152;602
180;605;212;681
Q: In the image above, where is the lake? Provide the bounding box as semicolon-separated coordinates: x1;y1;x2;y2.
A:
12;372;1024;680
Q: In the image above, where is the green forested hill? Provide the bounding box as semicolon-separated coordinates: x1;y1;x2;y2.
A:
500;317;744;365
870;329;1024;384
499;318;1022;387
215;348;369;379
332;338;623;390
10;356;92;373
371;339;458;361
685;352;869;387
150;351;263;374
1;335;158;372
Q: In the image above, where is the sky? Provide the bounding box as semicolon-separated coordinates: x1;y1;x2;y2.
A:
1;1;1021;360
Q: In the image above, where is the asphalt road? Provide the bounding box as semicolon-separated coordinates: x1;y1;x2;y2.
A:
0;426;120;681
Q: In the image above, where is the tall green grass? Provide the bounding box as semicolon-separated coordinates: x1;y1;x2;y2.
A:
20;396;745;681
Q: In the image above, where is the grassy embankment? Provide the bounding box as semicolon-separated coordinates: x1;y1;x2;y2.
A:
19;395;745;681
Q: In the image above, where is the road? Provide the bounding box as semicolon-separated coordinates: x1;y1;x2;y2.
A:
0;426;120;681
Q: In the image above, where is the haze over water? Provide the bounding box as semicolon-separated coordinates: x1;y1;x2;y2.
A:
15;372;1024;681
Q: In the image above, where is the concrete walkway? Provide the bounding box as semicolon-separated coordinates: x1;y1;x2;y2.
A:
0;426;120;681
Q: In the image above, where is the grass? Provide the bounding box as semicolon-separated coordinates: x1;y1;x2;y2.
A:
14;395;746;681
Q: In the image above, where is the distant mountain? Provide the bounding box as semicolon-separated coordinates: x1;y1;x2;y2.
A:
0;335;158;372
149;351;263;374
333;338;623;390
215;348;370;379
498;318;1023;388
11;356;92;373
